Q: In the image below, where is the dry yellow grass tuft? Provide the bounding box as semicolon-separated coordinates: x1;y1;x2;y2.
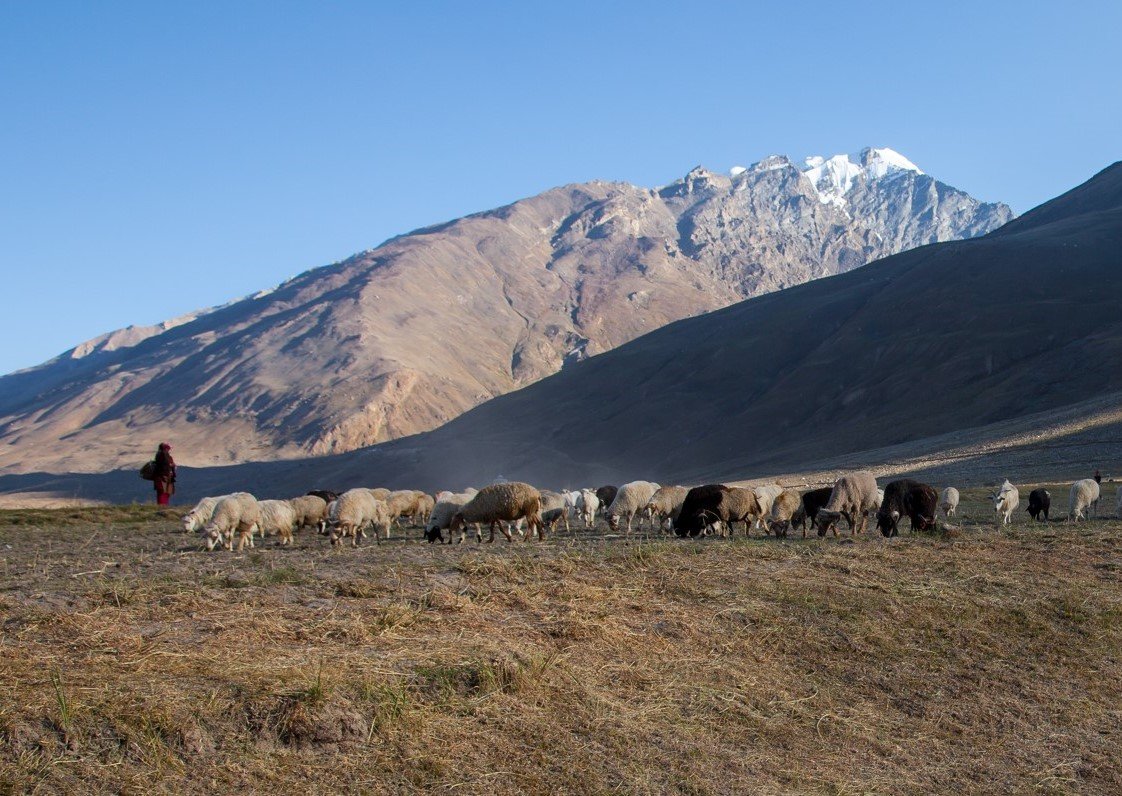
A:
0;488;1120;793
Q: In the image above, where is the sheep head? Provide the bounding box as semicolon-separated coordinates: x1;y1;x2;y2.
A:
814;510;842;537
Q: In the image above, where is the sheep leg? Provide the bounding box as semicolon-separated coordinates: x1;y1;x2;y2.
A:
500;521;514;543
535;517;546;542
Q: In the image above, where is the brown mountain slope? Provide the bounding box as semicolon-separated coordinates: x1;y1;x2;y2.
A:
0;150;1009;474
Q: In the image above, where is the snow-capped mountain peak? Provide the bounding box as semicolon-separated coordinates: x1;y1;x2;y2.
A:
800;147;924;207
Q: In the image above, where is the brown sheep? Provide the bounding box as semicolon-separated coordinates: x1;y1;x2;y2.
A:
448;482;544;543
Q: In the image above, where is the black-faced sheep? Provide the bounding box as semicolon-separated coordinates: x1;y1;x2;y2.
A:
1027;488;1050;522
1069;478;1100;521
448;482;543;543
814;472;879;537
876;479;938;537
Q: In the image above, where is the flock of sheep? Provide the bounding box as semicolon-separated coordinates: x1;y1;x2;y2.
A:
178;473;1113;551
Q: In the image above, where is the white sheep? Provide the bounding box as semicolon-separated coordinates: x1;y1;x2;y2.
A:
606;480;661;534
256;499;299;546
289;494;329;534
753;484;784;529
644;485;689;532
939;487;959;518
328;489;390;546
181;494;238;534
994;480;1019;526
767;489;803;538
577;489;600;529
203;493;261;551
814;472;879;537
425;491;478;544
1069;479;1100;522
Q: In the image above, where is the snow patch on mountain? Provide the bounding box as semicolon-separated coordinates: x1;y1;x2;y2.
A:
800;147;923;207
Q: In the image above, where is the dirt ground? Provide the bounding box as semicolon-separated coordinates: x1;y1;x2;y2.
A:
1;487;1120;794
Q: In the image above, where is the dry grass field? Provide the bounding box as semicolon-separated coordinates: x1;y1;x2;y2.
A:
1;487;1120;794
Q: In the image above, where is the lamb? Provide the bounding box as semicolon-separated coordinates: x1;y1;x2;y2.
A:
289;494;329;534
1069;478;1100;522
767;489;803;538
791;487;833;536
577;489;600;529
813;472;879;537
560;490;583;531
993;480;1019;526
606;480;661;534
203;493;261;552
753;484;784;529
256;499;299;546
424;491;477;544
1027;488;1051;522
644;486;689;531
328;488;391;546
448;482;543;543
940;487;960;518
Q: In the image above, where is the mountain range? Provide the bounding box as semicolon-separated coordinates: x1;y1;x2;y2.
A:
0;148;1010;475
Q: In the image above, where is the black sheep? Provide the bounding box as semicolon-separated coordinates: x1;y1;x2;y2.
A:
1026;488;1051;522
876;479;938;537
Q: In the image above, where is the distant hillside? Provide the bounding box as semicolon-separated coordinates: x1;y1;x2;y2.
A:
0;148;1009;475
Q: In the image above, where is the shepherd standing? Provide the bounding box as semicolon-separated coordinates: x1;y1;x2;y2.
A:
152;442;176;505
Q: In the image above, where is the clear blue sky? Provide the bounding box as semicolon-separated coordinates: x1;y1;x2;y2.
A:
1;1;1119;375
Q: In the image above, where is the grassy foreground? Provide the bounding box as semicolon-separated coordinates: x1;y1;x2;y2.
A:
0;490;1120;794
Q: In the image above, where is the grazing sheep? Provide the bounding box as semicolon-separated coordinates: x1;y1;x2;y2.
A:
448;482;543;544
257;499;299;546
940;487;960;518
289;494;329;534
1069;479;1100;522
415;494;435;526
606;481;661;534
577;488;600;529
674;485;760;538
424;491;477;544
328;489;391;546
792;487;833;537
369;488;392;501
814;472;879;537
203;493;261;552
993;480;1020;526
645;486;690;531
767;489;803;538
1027;489;1051;522
595;485;619;517
182;494;231;533
384;490;426;531
753;484;784;529
876;479;938;537
560;490;583;531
